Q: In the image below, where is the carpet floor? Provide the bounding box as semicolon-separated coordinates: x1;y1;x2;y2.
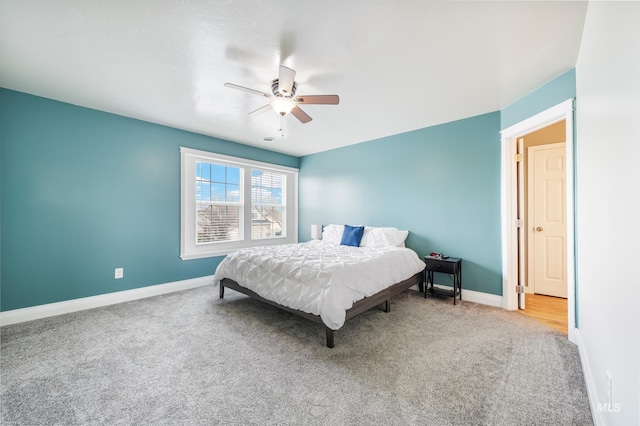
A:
1;285;592;425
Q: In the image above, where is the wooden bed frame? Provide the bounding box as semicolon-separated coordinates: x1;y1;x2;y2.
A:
219;271;424;348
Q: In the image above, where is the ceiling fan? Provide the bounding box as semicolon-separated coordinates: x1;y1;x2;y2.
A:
224;65;339;124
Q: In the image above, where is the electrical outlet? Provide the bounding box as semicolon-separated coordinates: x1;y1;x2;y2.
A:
115;268;124;279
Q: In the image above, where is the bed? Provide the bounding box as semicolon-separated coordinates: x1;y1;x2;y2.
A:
213;225;426;347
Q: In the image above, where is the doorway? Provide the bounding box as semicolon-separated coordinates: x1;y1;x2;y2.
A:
517;123;568;333
500;99;576;343
523;123;568;295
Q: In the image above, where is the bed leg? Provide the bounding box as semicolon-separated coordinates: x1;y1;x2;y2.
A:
325;327;335;348
219;283;225;299
384;300;390;313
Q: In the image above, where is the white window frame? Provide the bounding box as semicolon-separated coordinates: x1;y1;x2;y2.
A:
180;147;298;259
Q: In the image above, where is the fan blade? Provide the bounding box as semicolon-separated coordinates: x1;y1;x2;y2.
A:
294;95;339;105
291;105;312;123
224;82;270;98
249;104;271;115
278;65;296;96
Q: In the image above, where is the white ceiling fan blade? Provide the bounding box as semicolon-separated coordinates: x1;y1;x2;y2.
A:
248;104;272;115
291;105;312;123
224;82;270;98
294;95;339;105
278;65;296;96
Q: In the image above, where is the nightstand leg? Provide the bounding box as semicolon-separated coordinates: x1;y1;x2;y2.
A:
453;269;460;304
424;270;427;298
453;268;459;305
425;271;433;298
453;280;456;306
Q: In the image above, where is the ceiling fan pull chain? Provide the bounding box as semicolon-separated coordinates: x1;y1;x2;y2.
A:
280;115;285;140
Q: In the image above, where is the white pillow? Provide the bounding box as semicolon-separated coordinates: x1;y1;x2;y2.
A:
321;224;408;248
320;224;344;245
360;226;409;248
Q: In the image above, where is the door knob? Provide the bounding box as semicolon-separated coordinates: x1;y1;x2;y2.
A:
536;226;544;232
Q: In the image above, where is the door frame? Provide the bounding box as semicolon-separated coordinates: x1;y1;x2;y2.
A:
500;98;576;344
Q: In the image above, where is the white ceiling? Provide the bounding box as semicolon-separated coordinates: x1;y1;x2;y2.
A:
0;1;587;157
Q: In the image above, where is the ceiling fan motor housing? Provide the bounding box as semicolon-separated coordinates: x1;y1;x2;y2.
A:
272;79;297;97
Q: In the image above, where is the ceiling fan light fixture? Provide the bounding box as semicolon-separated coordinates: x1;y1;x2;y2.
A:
270;97;296;116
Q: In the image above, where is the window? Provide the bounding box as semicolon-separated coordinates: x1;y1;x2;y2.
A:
181;147;298;259
251;169;285;240
195;162;241;244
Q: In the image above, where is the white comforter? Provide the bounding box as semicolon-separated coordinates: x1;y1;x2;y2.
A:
213;240;426;330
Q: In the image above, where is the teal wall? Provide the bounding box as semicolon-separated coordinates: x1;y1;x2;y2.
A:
297;68;576;298
501;68;576;129
1;68;576;311
0;89;298;311
299;112;503;295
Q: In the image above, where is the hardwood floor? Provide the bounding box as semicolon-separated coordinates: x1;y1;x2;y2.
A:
519;293;567;334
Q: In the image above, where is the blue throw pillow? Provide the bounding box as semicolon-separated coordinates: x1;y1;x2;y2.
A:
340;225;365;247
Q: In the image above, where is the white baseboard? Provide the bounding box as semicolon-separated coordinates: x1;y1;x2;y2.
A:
409;284;503;308
0;276;214;327
3;278;501;326
574;329;602;426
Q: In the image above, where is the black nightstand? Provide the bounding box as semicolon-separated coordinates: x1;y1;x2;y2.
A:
424;256;462;305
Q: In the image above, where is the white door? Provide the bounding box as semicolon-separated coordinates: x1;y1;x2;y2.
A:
528;142;567;298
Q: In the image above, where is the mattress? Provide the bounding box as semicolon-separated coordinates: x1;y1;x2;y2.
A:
213;240;426;329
